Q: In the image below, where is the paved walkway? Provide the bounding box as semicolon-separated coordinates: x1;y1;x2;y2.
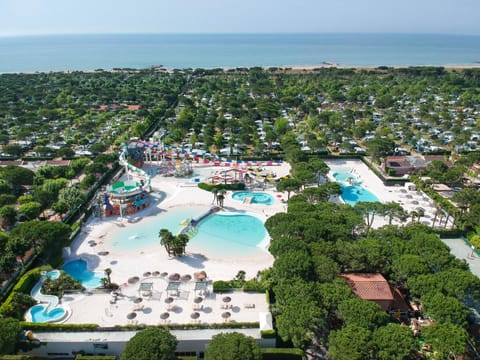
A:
440;237;480;278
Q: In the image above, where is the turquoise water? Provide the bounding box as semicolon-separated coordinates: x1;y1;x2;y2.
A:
1;33;480;73
62;259;102;288
29;305;66;323
45;270;60;280
109;207;268;257
232;191;274;205
332;171;380;206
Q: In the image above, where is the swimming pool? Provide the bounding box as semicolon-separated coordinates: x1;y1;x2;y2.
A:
62;259;103;288
332;170;380;206
29;305;66;323
232;191;274;205
108;207;268;258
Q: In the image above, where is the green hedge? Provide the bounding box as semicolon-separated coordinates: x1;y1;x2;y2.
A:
0;266;51;318
197;182;246;192
213;280;232;293
260;329;276;339
0;356;51;360
21;323;99;332
75;356;117;360
261;348;306;360
242;280;266;292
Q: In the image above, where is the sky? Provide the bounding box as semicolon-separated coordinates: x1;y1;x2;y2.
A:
1;0;480;37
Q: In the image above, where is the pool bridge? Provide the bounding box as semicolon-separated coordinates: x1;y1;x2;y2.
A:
179;206;221;235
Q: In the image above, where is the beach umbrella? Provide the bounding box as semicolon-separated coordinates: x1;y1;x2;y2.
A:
127;312;137;320
221;311;231;320
181;274;192;282
98;251;109;256
194;296;203;304
134;297;143;304
194;271;207;281
152;271;160;277
128;276;140;284
143;271;151;277
222;296;231;304
190;312;200;319
169;273;180;281
164;297;174;304
160;272;168;278
160;312;170;320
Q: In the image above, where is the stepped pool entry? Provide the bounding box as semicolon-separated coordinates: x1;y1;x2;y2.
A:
108;206;268;258
331;169;380;206
26;270;69;323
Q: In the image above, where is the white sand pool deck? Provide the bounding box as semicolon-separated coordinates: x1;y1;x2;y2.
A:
62;162;290;325
324;159;448;228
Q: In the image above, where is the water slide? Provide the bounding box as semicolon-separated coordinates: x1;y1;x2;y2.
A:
30;271;60;313
179;206;221;235
119;145;152;192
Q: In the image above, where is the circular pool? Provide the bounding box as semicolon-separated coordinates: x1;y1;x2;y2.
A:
232;191;274;205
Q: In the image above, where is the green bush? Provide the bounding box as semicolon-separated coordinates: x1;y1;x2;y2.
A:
75;356;117;360
243;279;266;292
21;323;99;332
261;348;305;360
0;356;51;360
213;280;232;293
0;266;51;318
197;182;246;192
260;329;276;338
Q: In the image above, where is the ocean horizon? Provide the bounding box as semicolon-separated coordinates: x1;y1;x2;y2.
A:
1;32;480;73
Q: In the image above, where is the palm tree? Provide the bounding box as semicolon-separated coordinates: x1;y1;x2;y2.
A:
159;229;174;256
104;268;112;287
173;233;189;256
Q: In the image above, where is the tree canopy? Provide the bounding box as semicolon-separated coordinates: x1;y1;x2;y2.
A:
121;328;177;360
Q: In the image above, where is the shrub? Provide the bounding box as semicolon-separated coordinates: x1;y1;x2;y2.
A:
260;329;276;338
197;182;246;192
75;356;117;360
213;280;232;293
243;279;266;292
0;266;51;318
42;273;84;298
260;348;306;360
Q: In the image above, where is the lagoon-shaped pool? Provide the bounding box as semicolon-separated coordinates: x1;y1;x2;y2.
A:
108;207;268;258
332;170;380;206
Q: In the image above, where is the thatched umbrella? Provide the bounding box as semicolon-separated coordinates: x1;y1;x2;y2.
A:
160;272;168;278
152;271;160;277
127;312;137;320
194;296;203;304
128;276;140;284
190;312;200;319
160;312;170;320
165;297;174;304
169;273;180;281
194;271;207;281
143;271;152;277
221;311;231;321
181;274;192;282
134;297;143;304
222;296;231;304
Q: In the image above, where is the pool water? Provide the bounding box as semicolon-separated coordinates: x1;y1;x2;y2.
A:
29;305;66;323
108;207;268;258
332;171;380;206
232;191;274;205
62;259;103;288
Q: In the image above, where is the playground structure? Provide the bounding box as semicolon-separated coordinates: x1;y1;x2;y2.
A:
207;167;278;186
179;206;221;236
102;144;152;217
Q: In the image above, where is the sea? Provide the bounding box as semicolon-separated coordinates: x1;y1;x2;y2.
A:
0;33;480;73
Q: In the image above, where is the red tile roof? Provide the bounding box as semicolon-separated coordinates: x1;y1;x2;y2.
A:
339;273;394;301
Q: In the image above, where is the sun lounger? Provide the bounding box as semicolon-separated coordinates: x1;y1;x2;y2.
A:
244;303;255;309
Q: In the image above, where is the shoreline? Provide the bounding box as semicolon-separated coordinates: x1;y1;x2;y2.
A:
2;63;480;75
